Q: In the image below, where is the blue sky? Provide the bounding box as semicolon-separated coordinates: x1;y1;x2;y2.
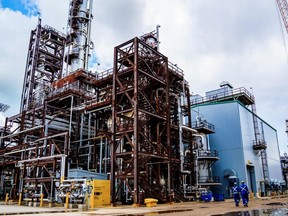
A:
0;0;38;16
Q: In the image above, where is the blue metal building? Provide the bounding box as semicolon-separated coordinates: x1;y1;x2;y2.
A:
191;82;283;198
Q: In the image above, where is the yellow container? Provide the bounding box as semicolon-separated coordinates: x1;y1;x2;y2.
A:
144;198;158;207
90;180;110;208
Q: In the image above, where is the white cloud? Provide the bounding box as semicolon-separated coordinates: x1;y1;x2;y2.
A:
0;0;287;154
0;8;37;117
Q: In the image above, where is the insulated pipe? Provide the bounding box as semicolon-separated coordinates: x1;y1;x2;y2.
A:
17;154;67;164
61;156;66;182
156;25;160;51
80;113;84;147
62;179;86;183
104;137;108;174
182;126;197;133
43;122;48;155
68;96;74;156
178;95;185;173
99;137;103;173
85;0;93;68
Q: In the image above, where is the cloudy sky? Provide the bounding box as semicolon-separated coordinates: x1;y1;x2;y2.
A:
0;0;287;153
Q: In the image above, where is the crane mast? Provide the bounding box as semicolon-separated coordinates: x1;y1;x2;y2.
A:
276;0;288;34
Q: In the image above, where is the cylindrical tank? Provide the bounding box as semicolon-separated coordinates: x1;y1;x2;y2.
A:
65;0;93;73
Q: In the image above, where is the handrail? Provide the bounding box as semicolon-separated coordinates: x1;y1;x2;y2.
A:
198;150;218;158
192;121;215;132
191;87;254;105
95;68;113;80
168;61;184;77
43;25;66;38
198;176;220;183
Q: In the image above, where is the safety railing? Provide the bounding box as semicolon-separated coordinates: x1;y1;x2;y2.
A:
191;87;254;105
198;150;218;158
48;81;94;98
252;139;267;150
198;176;221;184
192;121;215;132
43;25;66;38
168;61;184;77
95;68;113;81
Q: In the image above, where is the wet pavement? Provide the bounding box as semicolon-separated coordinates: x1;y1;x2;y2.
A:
211;208;288;216
0;197;287;216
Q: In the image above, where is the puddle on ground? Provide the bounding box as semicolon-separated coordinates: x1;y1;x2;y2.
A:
211;208;288;216
86;208;194;216
0;210;80;215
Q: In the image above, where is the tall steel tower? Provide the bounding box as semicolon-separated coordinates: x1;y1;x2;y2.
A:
65;0;93;74
20;18;66;112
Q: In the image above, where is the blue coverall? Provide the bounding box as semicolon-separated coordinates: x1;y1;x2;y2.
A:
232;184;241;206
240;182;249;207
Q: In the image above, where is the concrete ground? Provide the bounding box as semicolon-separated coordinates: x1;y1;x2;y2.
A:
0;196;287;216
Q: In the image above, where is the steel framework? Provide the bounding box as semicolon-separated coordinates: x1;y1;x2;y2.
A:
0;0;216;205
20;19;66;112
276;0;288;34
111;37;193;204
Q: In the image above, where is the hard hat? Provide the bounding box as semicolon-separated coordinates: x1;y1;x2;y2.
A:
241;180;244;183
234;182;237;185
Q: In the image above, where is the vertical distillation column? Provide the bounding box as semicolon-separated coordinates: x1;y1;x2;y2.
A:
65;0;93;74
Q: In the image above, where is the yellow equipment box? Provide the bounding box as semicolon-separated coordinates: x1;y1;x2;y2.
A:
90;179;110;208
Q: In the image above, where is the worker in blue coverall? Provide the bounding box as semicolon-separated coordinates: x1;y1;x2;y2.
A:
232;182;241;207
240;180;249;207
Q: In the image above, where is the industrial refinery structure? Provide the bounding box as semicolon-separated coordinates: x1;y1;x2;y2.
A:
0;0;285;207
0;0;218;206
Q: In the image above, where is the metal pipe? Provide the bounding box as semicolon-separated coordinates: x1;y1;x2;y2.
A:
3;145;50;156
70;135;106;143
156;24;161;51
0;125;43;139
17;154;67;165
104;137;108;174
34;132;68;143
86;105;111;114
85;0;93;68
68;96;74;155
99;137;103;173
61;156;66;182
62;179;86;183
182;126;198;133
178;95;184;173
